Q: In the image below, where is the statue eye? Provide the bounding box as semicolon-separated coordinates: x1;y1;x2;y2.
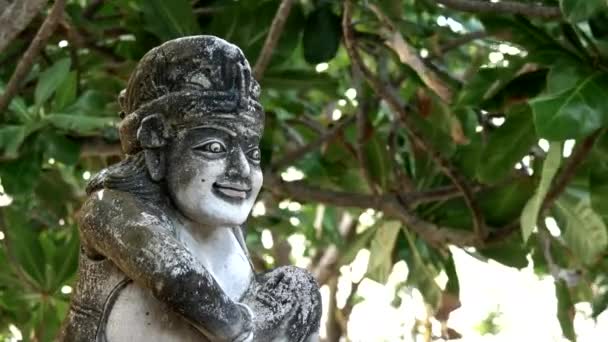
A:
247;148;261;161
195;141;226;153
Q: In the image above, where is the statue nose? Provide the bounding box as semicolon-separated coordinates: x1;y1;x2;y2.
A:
226;148;251;178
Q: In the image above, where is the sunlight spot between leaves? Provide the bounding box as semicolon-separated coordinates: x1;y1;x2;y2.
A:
0;192;13;207
0;231;4;240
262;254;275;265
544;216;561;237
58;40;69;48
434;270;448;290
287;233;309;268
287;201;301;212
475;125;483;133
61;285;73;294
350;249;370;284
319;285;331;340
436;15;465;33
278;200;290;210
8;324;22;341
498;43;522;56
315;63;329;73
338;99;347;106
59;218;66;226
420;48;429;58
82;171;91;180
281;167;304;182
563;139;575;158
538;138;550;152
358;209;376;228
48;158;55;165
345;88;357;100
261;229;273;249
489;51;504;64
490;116;505;127
332;109;342;121
252;201;266;217
289;216;301;226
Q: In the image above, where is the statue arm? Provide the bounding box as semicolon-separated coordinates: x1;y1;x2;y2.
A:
78;189;252;342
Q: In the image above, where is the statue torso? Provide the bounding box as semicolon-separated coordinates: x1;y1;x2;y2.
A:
60;190;254;342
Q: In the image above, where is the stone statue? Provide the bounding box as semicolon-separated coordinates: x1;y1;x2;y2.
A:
59;36;322;342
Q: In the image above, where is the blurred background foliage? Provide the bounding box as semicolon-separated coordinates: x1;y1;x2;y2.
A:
1;0;608;341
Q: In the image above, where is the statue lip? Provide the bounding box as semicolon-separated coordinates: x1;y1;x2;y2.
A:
213;183;251;199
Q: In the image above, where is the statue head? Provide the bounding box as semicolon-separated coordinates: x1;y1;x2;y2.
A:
93;36;264;226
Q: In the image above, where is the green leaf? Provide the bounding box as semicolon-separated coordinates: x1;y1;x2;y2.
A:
0;150;42;195
44;114;114;134
560;0;605;23
480;178;536;227
478;237;529;269
477;105;536;183
0;125;27;158
556;196;608;265
302;4;341;64
364;135;389;190
34;58;71;106
590;161;608;221
2;207;46;288
53;71;78;111
366;221;401;283
140;0;200;40
402;228;442;308
521;142;562;242
555;282;577;341
530;72;608;140
42;132;81;166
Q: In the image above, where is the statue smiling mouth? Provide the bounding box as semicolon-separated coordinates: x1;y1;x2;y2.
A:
213;182;251;200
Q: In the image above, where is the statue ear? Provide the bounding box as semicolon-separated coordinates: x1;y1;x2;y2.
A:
137;114;167;181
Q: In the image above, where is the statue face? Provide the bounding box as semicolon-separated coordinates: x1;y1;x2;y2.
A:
166;119;263;226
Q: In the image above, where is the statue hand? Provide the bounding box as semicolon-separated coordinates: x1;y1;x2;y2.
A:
231;303;254;342
248;266;322;342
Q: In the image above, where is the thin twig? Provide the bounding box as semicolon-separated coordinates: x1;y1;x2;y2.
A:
433;0;562;19
541;129;604;213
430;31;488;58
0;0;47;53
343;0;486;240
368;4;454;103
0;0;66;115
253;0;294;80
354;92;379;194
272;115;356;170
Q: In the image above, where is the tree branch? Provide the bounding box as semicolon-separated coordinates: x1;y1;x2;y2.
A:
0;0;47;53
433;0;562;19
343;0;487;241
253;0;294;80
79;138;122;158
369;4;454;104
0;0;66;115
271;115;356;170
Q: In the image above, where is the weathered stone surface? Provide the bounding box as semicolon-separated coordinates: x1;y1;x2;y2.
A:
58;36;321;342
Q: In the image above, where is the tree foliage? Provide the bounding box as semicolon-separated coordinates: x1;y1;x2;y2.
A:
1;0;608;340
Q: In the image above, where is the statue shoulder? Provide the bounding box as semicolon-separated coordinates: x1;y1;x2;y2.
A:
79;189;173;234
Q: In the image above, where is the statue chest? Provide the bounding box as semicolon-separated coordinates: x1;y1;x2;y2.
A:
104;228;253;341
